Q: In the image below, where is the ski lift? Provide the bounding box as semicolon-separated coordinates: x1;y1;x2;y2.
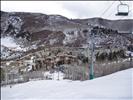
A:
116;3;129;16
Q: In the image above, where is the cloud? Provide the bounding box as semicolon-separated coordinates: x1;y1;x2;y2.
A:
61;1;133;19
62;2;93;18
61;1;108;19
1;1;133;20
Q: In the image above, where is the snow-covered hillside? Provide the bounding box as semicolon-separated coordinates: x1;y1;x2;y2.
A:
1;37;25;60
1;68;132;100
1;11;133;61
1;36;21;50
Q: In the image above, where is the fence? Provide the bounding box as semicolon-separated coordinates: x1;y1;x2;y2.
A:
1;59;132;86
94;59;133;77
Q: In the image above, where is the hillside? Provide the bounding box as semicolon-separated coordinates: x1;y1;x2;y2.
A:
1;11;133;60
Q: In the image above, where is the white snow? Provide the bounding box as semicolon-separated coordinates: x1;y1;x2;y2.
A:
49;39;57;45
1;45;22;60
126;51;133;57
1;36;21;50
27;65;33;72
8;16;23;33
44;71;64;80
63;30;79;44
1;68;132;100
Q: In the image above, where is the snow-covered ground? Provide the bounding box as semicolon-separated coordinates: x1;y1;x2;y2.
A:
1;45;22;60
43;71;64;80
1;36;21;50
1;68;132;100
126;51;133;57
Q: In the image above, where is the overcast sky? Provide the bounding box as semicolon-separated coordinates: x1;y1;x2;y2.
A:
1;1;133;20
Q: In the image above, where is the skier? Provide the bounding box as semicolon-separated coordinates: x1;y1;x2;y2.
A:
129;53;132;61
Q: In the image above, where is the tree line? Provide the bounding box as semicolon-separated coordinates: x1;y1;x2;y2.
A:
95;49;126;62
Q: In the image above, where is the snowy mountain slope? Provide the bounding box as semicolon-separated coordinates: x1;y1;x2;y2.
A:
73;18;133;33
1;45;23;60
1;68;132;100
1;36;25;60
1;11;133;60
1;36;22;50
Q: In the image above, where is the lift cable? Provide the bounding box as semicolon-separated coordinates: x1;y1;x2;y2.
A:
88;1;131;80
106;1;131;18
88;1;116;80
119;0;123;4
100;1;116;18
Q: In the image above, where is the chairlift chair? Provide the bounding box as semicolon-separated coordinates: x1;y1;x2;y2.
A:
116;3;129;16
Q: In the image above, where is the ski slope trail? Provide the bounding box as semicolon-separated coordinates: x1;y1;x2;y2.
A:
1;68;132;100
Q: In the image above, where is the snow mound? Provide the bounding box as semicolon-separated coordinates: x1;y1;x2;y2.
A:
1;36;21;50
43;71;64;80
1;68;132;100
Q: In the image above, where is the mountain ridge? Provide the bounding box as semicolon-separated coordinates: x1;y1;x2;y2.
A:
1;11;133;60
